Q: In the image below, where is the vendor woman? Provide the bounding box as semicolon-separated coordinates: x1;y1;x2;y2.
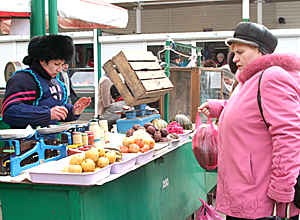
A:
2;35;91;129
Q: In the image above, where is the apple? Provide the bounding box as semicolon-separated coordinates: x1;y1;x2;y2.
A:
122;137;134;147
81;158;95;172
69;154;85;165
129;143;140;153
68;165;82;173
97;157;110;168
62;167;69;172
85;150;99;162
96;147;105;157
94;167;101;172
105;150;116;164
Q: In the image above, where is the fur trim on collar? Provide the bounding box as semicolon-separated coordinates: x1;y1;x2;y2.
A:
238;53;300;84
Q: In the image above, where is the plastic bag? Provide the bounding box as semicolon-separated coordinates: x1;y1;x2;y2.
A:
192;113;218;170
196;198;224;220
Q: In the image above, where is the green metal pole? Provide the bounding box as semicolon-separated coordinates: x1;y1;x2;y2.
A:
48;0;58;34
97;29;102;81
31;0;46;37
197;49;201;67
164;40;171;122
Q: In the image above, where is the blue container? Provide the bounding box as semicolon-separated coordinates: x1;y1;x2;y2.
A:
116;114;161;133
134;104;147;117
125;112;136;119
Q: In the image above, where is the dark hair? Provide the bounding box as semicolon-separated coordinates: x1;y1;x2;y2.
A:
110;84;121;100
203;60;216;67
227;51;238;74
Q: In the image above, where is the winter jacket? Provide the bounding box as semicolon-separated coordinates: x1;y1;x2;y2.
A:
2;61;79;129
98;99;126;131
208;53;300;218
98;75;114;116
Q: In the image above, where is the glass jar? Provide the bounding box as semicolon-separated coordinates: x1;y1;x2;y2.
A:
104;131;110;143
89;122;101;140
85;131;94;145
82;133;88;146
72;132;82;145
99;120;108;132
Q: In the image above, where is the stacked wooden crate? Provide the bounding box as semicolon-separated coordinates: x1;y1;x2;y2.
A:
103;50;173;106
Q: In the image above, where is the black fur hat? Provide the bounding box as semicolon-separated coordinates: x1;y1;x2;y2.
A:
23;35;74;65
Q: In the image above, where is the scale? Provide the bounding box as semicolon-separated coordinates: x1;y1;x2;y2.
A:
0;126;73;177
4;61;23;82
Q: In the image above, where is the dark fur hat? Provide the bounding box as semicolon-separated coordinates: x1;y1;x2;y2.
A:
23;35;74;65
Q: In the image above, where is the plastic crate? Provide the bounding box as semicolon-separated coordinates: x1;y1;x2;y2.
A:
135;104;146;117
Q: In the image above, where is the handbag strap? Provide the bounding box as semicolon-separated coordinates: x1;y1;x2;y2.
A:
258;71;291;219
272;202;290;218
257;70;269;128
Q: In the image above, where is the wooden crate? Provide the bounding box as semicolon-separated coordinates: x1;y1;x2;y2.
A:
159;67;223;123
103;50;173;106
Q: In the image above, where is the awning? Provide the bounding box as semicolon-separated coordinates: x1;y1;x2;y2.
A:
0;0;128;34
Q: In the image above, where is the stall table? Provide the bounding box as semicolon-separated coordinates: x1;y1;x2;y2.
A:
0;141;217;220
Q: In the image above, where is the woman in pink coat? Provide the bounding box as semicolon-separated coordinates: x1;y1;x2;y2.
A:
199;22;300;219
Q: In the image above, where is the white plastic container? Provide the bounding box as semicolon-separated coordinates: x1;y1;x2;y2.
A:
135;148;154;164
153;143;169;156
110;153;137;174
27;154;112;185
177;130;192;144
168;138;181;149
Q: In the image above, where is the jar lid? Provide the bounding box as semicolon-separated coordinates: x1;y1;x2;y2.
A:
81;133;88;136
85;131;93;135
73;132;81;135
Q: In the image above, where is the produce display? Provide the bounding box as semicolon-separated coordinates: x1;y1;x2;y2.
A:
62;146;122;173
121;129;155;153
125;122;181;143
169;111;193;130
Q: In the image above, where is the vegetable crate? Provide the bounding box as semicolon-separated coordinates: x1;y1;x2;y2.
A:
103;50;173;106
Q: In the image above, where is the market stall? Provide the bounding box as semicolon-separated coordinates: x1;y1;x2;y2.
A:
0;133;217;220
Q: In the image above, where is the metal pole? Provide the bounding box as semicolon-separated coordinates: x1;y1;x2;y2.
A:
97;29;102;81
31;0;46;36
256;0;263;24
242;0;250;22
135;3;143;34
164;40;171;122
48;0;58;34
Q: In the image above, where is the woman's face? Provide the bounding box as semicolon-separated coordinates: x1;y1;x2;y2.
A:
217;56;223;62
232;44;262;73
40;59;65;77
224;76;234;85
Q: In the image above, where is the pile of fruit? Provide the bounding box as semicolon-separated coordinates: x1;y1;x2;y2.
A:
125;121;181;143
62;147;122;173
121;129;155;153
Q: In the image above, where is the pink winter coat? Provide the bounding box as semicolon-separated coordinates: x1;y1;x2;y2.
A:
208;53;300;219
